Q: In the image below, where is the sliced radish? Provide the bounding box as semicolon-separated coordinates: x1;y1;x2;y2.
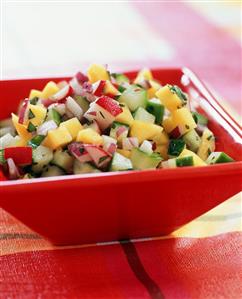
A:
122;137;139;150
88;120;101;134
93;80;106;96
84;102;115;131
69;77;83;95
18;98;29;124
102;135;117;154
57;80;68;89
7;158;20;180
84;144;111;168
80;82;96;102
37;120;57;136
50;85;73;101
116;126;127;138
75;72;88;84
170;127;181;139
107;143;117;155
68;143;92;163
96;96;123;117
66;96;83;120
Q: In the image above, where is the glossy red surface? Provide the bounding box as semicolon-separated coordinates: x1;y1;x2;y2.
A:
0;68;241;245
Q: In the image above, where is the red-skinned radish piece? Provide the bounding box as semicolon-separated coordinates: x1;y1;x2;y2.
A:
83;144;111;168
122;137;139;150
68;143;92;163
93;80;106;97
75;72;88;85
88;120;101;134
7;158;21;180
96;96;123;117
18;98;29;124
50;85;73;101
37;120;57;136
66;96;83;120
102;135;117;154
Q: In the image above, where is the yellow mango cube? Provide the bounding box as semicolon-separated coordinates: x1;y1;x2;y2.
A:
104;81;120;96
76;128;103;146
197;128;215;161
115;104;134;126
44;126;72;150
116;149;131;158
156;85;183;111
87;64;109;83
41;81;59;99
29;89;42;100
29;104;47;126
155;144;168;160
130;120;163;144
162;116;176;133
152;130;169;145
11;114;32;142
60;118;83;140
179;149;206;166
134;68;153;84
172;107;197;135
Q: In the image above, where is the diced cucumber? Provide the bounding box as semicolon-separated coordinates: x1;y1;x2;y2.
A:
168;139;186;157
130;148;162;170
28;135;46;149
0;126;15;137
176;156;194;167
110;152;133;171
119;86;147;112
206;152;234;164
110;122;129;142
192;112;208;126
46;108;61;125
73;160;101;174
111;73;130;85
41;165;65;177
74;95;90;113
0;133;15;149
183;129;201;152
133;107;155;124
52;149;74;172
146;99;165;124
32;145;53;173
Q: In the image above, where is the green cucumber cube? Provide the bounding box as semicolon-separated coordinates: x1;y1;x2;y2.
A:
183;129;201;152
176;156;194;167
46;108;61;125
206;152;234;164
119;86;147;112
192;112;208;126
146;98;165;124
130;148;162;170
168;139;185;157
133;107;155;124
110;152;133;171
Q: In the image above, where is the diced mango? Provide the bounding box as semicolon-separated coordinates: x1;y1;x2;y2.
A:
43;126;72;150
11;114;32;142
87;64;109;83
152;131;169;145
134;68;153;84
179;149;206;166
12;136;28;147
147;80;162;99
76;128;103;146
130;120;163;144
162;116;176;133
29;89;42;100
28;104;47;126
41;81;59;99
116;149;131;158
156;85;183;111
155;144;168;160
104;81;120;96
172;107;197;135
197;128;215;161
60;118;83;140
115;104;134;126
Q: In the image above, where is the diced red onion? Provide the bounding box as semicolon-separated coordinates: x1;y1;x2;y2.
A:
84;144;111;168
66;96;83;120
37;120;57;136
75;72;88;84
122;137;138;150
68;142;92;162
7;158;20;180
107;143;117;155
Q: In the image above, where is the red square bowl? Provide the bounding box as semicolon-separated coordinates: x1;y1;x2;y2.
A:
0;68;241;245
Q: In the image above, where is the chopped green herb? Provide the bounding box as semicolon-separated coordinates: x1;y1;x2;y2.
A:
28;135;46;149
99;156;108;164
99;111;105;119
29;97;39;105
207;148;212;155
185;125;190;130
207;135;213;141
168;85;188;103
28;109;35;119
79;148;85;154
168;139;185;157
27;122;37;132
